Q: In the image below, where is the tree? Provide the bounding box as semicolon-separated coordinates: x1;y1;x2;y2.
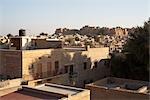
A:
110;19;149;81
40;32;48;36
110;53;129;78
124;21;149;64
123;19;149;80
7;33;13;38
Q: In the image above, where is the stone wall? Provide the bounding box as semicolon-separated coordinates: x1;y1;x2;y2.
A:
86;85;149;100
0;50;22;79
0;47;110;87
22;47;110;87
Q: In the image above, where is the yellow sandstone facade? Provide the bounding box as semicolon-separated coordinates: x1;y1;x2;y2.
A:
0;47;110;87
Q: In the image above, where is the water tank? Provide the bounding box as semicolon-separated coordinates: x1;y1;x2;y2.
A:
19;29;26;36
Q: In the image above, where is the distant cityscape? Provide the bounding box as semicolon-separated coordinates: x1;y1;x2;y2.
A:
0;25;134;53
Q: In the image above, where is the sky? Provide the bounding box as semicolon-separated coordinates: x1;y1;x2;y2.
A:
0;0;149;35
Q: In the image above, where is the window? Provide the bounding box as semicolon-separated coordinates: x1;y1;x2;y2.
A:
55;61;59;73
64;66;68;73
37;63;42;78
83;62;87;70
47;62;52;76
94;61;98;68
35;42;37;46
65;64;74;75
69;65;73;75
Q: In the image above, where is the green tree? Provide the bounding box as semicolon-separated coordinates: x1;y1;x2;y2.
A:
110;19;149;81
110;53;129;78
7;33;13;38
40;32;48;36
124;21;149;65
123;20;149;80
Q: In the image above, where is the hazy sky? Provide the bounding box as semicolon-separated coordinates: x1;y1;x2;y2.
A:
0;0;149;35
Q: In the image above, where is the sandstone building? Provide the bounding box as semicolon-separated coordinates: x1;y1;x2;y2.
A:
0;31;110;87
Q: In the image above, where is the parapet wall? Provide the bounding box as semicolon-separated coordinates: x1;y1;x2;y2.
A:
0;78;21;90
0;78;21;96
28;74;69;87
86;84;149;100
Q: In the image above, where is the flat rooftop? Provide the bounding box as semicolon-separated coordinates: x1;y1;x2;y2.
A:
89;77;150;94
35;83;83;95
1;83;87;100
1;89;61;100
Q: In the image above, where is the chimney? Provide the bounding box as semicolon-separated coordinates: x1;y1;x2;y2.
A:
19;29;26;36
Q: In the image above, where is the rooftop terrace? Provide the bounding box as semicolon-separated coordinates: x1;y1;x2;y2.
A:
1;83;90;100
91;77;150;94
